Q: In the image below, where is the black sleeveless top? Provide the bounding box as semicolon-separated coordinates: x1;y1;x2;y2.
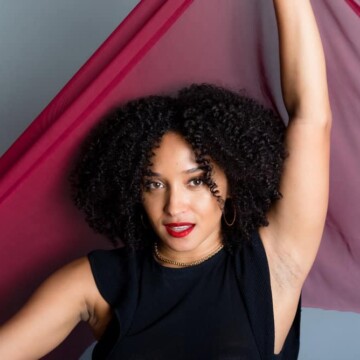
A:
88;232;300;359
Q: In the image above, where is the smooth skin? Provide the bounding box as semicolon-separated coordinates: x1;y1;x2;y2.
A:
0;0;331;358
260;0;331;352
142;132;229;263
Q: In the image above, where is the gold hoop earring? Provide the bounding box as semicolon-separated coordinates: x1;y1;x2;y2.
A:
223;201;236;227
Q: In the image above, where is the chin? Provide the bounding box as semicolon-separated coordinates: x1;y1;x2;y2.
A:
161;236;199;253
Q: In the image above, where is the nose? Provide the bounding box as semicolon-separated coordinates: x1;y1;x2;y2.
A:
164;186;188;216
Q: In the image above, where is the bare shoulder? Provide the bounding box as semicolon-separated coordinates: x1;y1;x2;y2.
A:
77;257;113;338
47;256;112;338
30;256;110;321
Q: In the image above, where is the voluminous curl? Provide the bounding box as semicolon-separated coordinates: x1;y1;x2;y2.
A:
70;84;287;252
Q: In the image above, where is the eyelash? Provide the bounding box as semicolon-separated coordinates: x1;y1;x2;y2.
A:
143;177;205;191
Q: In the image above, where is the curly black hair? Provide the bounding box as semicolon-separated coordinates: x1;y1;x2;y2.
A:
70;84;287;252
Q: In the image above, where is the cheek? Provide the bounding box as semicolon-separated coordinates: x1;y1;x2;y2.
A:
195;193;223;218
142;193;163;219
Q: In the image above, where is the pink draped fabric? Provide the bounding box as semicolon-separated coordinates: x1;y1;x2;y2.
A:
0;0;359;358
302;0;360;311
346;0;360;16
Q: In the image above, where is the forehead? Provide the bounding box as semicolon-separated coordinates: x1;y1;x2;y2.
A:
149;132;198;171
147;132;229;195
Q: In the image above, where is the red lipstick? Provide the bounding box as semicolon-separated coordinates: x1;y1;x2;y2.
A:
164;223;195;238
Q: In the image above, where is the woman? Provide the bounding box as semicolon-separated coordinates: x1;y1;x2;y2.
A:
0;0;331;359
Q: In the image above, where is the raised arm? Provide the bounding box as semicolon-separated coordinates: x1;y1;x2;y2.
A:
259;0;332;353
274;0;331;120
0;258;107;359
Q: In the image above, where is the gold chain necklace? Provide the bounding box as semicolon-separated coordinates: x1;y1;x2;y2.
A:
153;242;224;268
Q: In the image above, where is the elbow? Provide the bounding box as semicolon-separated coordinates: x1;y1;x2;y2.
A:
322;111;332;133
292;105;333;131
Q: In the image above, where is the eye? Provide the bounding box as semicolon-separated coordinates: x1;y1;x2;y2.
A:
188;177;204;187
144;180;165;191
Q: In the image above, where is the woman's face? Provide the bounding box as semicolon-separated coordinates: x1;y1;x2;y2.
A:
142;132;228;258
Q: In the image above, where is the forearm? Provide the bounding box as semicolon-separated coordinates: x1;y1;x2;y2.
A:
0;311;81;360
273;0;331;121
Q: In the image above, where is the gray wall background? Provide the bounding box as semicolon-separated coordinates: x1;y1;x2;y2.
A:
0;0;139;156
1;1;360;359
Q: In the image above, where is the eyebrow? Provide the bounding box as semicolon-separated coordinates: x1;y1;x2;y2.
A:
146;167;203;177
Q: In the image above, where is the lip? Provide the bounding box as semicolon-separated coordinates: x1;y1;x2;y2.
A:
164;223;195;238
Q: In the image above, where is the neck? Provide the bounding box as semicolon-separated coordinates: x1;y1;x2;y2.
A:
153;241;224;268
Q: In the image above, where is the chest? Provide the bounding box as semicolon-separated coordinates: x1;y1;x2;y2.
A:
98;255;261;359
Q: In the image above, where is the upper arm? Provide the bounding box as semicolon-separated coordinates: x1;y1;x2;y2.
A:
261;116;331;283
260;0;331;354
265;1;331;280
0;257;106;360
259;116;331;354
